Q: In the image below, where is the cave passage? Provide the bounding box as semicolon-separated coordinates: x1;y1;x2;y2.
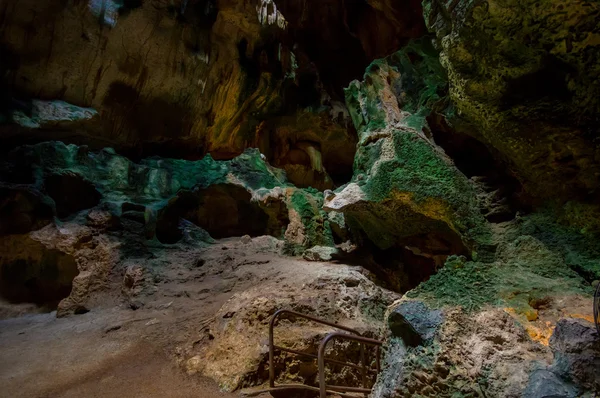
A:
156;184;289;244
428;115;530;222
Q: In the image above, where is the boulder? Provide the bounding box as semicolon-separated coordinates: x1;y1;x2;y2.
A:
523;369;579;398
387;300;443;347
303;246;338;262
549;318;600;391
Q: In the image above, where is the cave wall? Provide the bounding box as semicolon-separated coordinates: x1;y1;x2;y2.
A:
0;0;426;190
423;0;600;217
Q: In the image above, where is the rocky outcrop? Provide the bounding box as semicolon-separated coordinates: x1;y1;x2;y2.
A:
190;263;399;391
372;213;600;397
326;39;490;261
0;141;339;249
0;219;119;317
423;0;600;215
0;141;341;316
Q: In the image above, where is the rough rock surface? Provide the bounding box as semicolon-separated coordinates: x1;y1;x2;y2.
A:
548;318;600;392
0;141;341;317
423;0;600;212
0;141;334;250
388;300;443;347
327;39;489;259
195;262;398;391
0;218;119;317
372;214;599;397
302;245;338;262
0;0;426;189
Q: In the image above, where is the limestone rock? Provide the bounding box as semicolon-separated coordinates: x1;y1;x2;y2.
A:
122;265;145;296
423;0;600;207
198;264;399;391
549;318;600;391
1;142;336;251
302;246;338;262
523;369;579;398
387;300;443;347
0;222;119;317
10;100;98;129
332;39;490;258
373;213;600;397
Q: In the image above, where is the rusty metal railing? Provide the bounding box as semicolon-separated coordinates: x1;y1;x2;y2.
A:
263;309;383;398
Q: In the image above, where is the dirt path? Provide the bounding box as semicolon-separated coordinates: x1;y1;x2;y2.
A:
0;310;240;398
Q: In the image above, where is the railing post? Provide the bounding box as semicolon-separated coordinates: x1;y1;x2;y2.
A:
318;335;329;398
269;310;281;388
360;342;367;396
269;309;383;396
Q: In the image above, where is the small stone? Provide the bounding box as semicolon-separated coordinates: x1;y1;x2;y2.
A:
185;355;204;375
323;189;335;201
129;300;143;310
123;265;144;290
388;300;443;347
240;235;252;244
523;369;578;398
303;246;338;262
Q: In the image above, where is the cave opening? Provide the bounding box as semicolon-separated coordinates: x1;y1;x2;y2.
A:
427;114;531;222
45;172;102;219
0;249;79;311
156;184;289;244
336;228;468;294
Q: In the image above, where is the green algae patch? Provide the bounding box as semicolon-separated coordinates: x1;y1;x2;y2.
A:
339;37;491;255
284;189;334;255
407;228;594;312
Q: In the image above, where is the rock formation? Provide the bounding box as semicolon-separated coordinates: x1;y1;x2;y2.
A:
1;0;600;397
423;0;600;221
326;39;490;264
0;141;336;315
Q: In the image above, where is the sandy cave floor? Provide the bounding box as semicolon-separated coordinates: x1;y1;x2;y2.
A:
0;236;373;398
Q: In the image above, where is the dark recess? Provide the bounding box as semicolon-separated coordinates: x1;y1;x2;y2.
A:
45;172;102;219
156;184;289;243
0;250;79;310
428;114;530;222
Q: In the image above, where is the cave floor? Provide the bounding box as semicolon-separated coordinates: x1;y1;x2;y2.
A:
0;236;369;398
0;311;239;398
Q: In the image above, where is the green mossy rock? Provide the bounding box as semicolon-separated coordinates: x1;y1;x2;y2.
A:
329;39;490;256
0;142;334;251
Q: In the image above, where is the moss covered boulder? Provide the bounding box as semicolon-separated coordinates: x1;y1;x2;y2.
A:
328;39;489;257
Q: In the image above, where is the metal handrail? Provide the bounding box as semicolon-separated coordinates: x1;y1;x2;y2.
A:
318;332;383;398
266;309;383;397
